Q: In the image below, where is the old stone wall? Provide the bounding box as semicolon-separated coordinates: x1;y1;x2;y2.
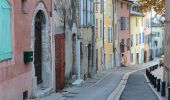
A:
53;0;79;84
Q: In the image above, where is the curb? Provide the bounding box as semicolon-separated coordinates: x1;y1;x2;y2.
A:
107;63;159;100
144;74;166;100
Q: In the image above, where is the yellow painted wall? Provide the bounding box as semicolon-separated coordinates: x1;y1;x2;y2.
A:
95;0;104;71
104;0;114;69
130;15;144;65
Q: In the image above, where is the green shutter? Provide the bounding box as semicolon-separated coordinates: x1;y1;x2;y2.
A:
0;0;12;61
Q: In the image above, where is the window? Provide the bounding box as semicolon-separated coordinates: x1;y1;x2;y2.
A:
108;4;112;19
100;20;103;38
0;0;12;61
80;0;94;26
121;17;126;30
104;0;106;14
108;27;112;43
127;4;129;9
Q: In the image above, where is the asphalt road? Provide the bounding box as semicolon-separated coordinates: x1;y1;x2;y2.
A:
62;71;126;100
120;70;158;100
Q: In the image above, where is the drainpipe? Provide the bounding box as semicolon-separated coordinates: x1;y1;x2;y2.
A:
151;8;153;60
51;0;55;92
102;0;105;67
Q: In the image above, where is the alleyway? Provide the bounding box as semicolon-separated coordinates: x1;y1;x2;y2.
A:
120;70;158;100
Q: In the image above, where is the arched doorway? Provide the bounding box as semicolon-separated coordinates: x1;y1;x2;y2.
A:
31;3;52;97
34;11;44;84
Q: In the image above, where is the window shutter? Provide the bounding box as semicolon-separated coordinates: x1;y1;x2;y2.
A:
83;0;87;26
139;33;141;44
90;0;94;26
0;0;12;61
121;17;126;30
142;32;144;43
87;0;91;25
80;0;84;26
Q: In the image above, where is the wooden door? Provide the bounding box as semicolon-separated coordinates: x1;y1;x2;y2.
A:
34;20;42;84
55;34;65;92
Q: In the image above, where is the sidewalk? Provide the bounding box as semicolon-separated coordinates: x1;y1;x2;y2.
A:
40;59;160;100
119;59;161;100
41;68;129;100
149;66;166;100
120;70;158;100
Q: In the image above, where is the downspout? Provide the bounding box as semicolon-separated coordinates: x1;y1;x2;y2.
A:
51;0;55;91
92;0;96;77
151;8;153;60
102;0;105;67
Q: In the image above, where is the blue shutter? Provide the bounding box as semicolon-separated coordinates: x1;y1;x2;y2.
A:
90;0;94;26
83;0;87;26
0;0;12;61
157;32;160;37
80;0;84;26
87;0;91;25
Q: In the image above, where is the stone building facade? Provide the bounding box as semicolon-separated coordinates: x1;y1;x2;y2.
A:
53;0;96;87
118;0;131;66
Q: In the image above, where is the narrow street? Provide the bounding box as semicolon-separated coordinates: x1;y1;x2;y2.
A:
41;68;129;100
120;70;158;100
41;59;159;100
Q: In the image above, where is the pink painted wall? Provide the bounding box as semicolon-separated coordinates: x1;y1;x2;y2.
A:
143;13;150;62
0;0;51;100
118;0;131;65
